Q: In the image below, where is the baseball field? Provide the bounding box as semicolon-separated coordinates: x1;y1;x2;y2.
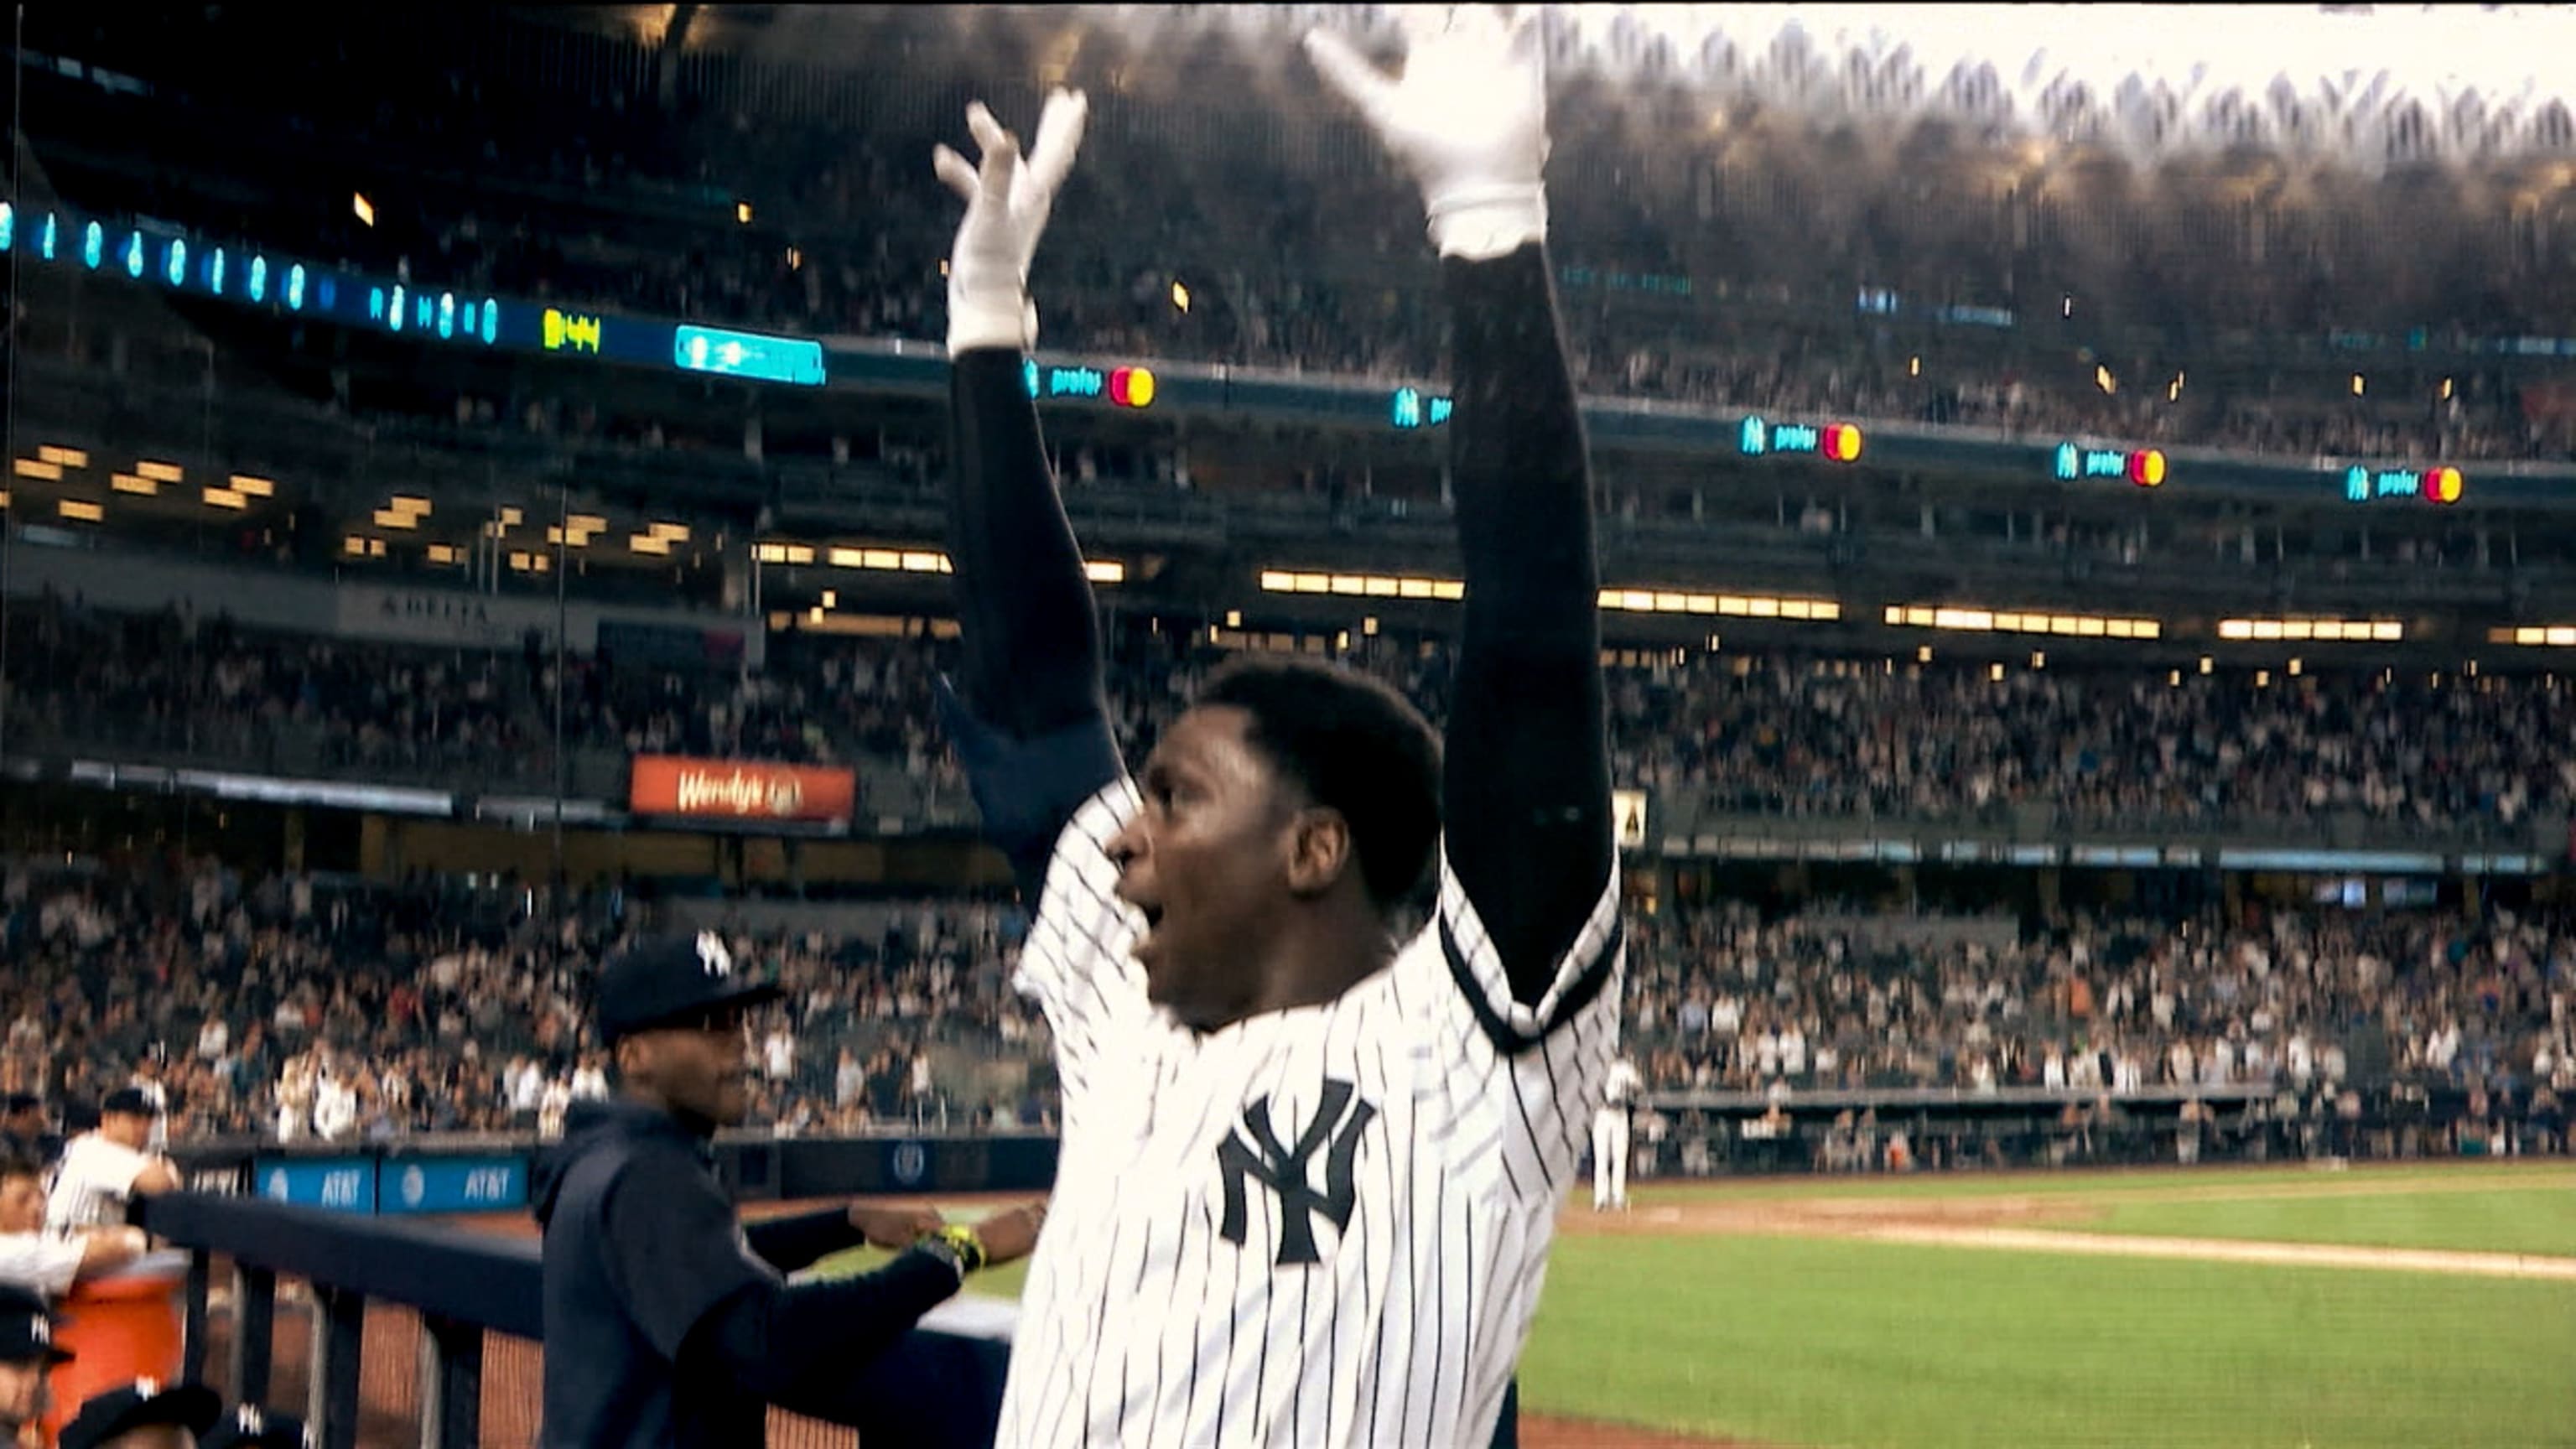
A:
802;1159;2576;1449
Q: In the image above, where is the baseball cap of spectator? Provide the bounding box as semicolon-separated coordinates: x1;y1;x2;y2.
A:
200;1403;314;1449
101;1088;161;1119
0;1286;71;1365
57;1379;221;1449
595;932;783;1045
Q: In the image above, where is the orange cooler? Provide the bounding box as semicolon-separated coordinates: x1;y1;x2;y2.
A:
42;1250;190;1442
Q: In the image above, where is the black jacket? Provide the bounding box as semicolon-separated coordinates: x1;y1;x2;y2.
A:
533;1098;960;1448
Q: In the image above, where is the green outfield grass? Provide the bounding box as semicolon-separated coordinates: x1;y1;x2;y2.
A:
2063;1186;2576;1259
1522;1233;2576;1449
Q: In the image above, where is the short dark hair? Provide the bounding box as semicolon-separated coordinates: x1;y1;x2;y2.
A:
2;1096;39;1117
100;1088;158;1118
1195;657;1441;910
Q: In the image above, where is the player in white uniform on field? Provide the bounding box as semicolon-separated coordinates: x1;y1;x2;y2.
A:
1592;1057;1643;1211
927;11;1622;1446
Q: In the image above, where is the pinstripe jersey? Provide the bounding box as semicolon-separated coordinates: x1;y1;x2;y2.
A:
995;778;1625;1448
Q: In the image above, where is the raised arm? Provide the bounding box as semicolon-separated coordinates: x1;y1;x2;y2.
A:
928;95;1124;899
1311;9;1612;1007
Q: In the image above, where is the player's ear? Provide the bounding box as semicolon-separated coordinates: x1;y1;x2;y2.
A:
1283;806;1354;899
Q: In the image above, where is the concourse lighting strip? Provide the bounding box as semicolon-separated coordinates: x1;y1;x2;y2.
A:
2217;618;2403;642
1883;605;2162;640
1258;570;1841;620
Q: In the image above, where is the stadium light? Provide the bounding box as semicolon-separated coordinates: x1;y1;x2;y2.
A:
352;193;376;227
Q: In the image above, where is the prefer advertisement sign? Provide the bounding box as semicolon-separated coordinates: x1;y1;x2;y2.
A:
629;756;857;823
381;1155;528;1214
255;1156;377;1213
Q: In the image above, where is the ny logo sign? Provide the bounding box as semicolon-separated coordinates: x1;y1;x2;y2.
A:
696;932;733;979
1217;1078;1377;1267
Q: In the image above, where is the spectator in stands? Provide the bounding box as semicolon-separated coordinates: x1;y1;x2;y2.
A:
0;1286;72;1442
127;1057;173;1156
0;1098;54;1172
46;1091;180;1233
0;1159;147;1301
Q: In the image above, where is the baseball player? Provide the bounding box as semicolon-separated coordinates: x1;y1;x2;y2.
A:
0;1285;73;1441
534;933;1043;1449
1592;1057;1643;1211
0;1155;148;1301
56;1379;222;1449
46;1089;181;1233
932;9;1622;1445
200;1403;314;1449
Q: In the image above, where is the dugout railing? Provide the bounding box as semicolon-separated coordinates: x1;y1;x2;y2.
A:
129;1188;1020;1449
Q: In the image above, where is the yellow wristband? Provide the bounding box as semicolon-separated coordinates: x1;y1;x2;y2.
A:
928;1224;986;1275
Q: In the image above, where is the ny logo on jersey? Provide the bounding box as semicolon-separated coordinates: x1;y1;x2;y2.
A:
1217;1078;1377;1268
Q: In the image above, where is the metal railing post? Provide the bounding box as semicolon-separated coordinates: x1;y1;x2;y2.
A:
314;1285;367;1449
229;1265;277;1404
180;1250;212;1383
417;1313;483;1449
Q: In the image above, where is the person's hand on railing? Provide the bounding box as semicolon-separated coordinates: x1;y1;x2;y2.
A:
847;1200;948;1249
969;1199;1046;1269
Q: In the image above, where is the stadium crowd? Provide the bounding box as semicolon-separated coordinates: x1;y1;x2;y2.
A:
8;594;2572;838
0;849;2566;1166
27;21;2576;469
0;854;1052;1147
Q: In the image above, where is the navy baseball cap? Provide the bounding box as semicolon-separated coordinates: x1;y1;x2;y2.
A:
59;1379;222;1449
201;1403;314;1449
0;1285;70;1365
596;932;783;1045
101;1088;160;1119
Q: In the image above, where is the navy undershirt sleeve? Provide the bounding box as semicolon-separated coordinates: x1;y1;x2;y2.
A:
1438;243;1615;1007
941;349;1124;901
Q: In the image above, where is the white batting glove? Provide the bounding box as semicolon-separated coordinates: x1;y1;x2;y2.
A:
1306;5;1548;261
932;90;1088;354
